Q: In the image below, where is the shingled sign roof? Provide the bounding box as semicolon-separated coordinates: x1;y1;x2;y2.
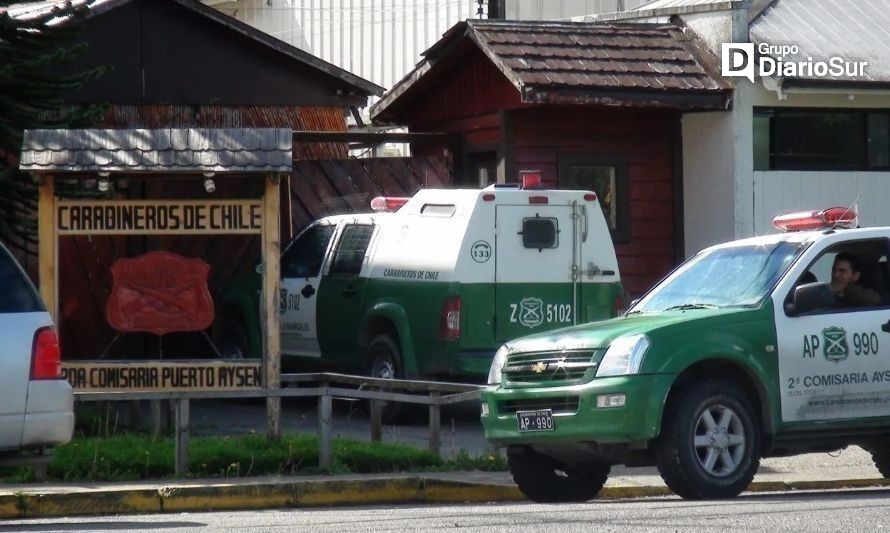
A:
373;20;731;120
20;128;293;173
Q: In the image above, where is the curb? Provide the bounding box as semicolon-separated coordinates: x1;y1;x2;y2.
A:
3;477;889;519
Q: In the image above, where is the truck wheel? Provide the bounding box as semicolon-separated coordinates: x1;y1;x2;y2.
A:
655;380;760;499
507;446;610;503
366;334;406;424
867;446;890;477
220;314;251;359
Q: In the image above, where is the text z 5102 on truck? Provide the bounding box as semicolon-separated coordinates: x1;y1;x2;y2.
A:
217;183;623;386
483;207;890;500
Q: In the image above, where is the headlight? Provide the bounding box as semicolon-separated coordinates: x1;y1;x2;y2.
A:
596;334;650;377
487;345;509;385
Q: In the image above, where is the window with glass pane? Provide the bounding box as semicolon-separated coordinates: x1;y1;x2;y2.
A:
753;108;890;171
281;224;335;278
868;113;890;168
0;246;41;313
568;166;616;229
329;225;374;277
559;154;629;242
521;217;559;249
774;111;864;169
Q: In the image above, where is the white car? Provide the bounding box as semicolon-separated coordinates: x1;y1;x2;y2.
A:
0;242;73;454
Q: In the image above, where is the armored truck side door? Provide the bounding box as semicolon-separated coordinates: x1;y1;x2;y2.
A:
495;204;579;342
279;222;336;357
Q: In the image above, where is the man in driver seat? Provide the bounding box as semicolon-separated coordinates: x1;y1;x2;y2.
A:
831;252;881;307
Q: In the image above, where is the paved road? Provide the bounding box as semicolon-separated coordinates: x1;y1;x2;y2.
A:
6;488;890;532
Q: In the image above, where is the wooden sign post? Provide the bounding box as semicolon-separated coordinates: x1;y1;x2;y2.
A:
36;174;284;439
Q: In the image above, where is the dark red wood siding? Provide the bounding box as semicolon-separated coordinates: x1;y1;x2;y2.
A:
510;106;678;295
405;46;523;127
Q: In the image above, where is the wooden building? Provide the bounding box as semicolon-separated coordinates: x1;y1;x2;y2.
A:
372;20;732;295
10;0;390;359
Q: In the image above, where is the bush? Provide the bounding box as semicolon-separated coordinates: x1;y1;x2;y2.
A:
0;433;505;483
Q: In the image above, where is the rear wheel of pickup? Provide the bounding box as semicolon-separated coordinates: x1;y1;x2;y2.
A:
655;380;760;499
507;446;610;503
866;446;890;477
366;334;406;424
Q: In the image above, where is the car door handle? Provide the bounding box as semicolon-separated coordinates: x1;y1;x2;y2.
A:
342;286;357;297
301;285;316;298
882;320;890;333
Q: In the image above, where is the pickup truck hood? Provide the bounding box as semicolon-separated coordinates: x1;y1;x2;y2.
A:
504;308;751;353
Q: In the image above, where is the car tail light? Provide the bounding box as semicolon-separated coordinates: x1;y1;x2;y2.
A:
31;327;62;379
439;296;461;341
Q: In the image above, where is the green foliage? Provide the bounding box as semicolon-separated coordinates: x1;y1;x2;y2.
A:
0;433;507;483
0;1;105;250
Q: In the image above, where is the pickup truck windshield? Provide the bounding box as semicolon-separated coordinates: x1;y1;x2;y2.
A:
631;241;804;313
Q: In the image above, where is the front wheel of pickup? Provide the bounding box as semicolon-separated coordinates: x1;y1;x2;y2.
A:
655;380;760;499
507;446;610;503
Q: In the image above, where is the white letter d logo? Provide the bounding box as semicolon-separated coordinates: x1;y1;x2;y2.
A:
721;43;755;83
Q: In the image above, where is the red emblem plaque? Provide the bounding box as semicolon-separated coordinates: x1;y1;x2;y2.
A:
106;251;215;336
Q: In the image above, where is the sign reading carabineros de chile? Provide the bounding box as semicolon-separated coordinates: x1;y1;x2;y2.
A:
56;199;262;235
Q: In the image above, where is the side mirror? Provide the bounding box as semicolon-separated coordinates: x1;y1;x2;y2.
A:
785;282;835;315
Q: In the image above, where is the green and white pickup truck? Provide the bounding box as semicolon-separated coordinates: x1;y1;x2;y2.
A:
483;207;890;500
216;183;623;385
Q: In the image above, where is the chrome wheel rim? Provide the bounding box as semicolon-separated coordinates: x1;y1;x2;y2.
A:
373;356;395;379
693;404;745;477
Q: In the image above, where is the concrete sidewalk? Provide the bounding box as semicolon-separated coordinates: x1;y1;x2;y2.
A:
0;446;887;518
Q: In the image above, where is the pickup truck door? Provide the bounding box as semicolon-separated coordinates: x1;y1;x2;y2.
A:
316;223;376;365
775;237;890;424
279;222;336;357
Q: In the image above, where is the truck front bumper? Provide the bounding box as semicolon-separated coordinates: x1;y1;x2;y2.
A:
481;374;675;446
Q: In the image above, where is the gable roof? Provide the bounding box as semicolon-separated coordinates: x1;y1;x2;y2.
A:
372;20;731;122
4;0;383;98
20;128;293;173
750;0;890;85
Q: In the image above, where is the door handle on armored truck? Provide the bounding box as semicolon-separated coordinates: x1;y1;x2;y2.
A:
342;286;357;297
301;284;316;298
882;320;890;333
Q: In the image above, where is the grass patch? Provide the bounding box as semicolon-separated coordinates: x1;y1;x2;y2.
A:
0;433;505;483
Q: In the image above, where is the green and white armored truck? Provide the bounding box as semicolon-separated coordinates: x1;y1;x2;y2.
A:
217;183;623;383
482;207;890;501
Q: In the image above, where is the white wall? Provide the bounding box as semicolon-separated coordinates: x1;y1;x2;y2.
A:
753;171;890;235
682;111;737;256
503;0;649;19
746;87;890;236
211;0;481;97
675;7;890;255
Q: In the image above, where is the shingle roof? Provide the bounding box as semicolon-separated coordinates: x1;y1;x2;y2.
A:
372;20;731;120
20;128;293;173
750;0;890;84
472;21;729;93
